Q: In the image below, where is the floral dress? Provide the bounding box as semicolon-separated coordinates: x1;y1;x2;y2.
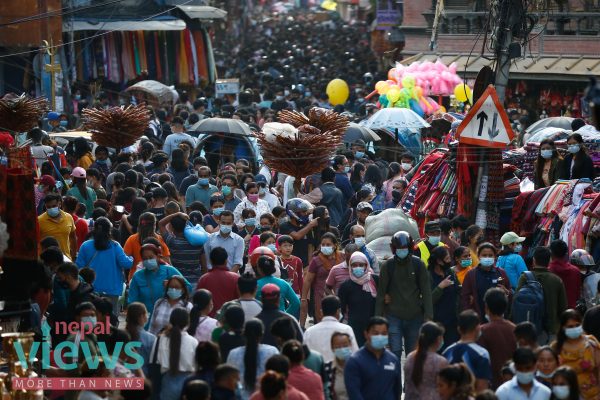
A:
558;335;600;400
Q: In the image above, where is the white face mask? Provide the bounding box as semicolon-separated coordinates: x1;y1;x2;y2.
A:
401;162;412;172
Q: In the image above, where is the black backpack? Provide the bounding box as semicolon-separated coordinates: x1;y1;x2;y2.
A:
512;271;545;333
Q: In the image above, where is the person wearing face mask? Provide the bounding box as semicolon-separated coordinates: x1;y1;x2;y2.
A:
376;231;433;362
47;111;67;132
535;346;559;387
332;155;355;204
429;246;460;348
234;182;271;228
326;332;355;400
552;309;600;400
38;194;78;261
452;246;474;285
128;243;191;321
339;252;378;347
399;153;416;176
461;242;511;321
463;225;484;268
125;302;156;376
203;195;226;234
54;262;95;324
348;225;379;274
385;179;407;209
300;233;344;326
185;165;218;210
497;232;528;291
404;322;448;400
65;302;100;365
35;174;57;215
162;116;197;158
351;139;369;162
344;316;401;400
495;347;551;400
256;256;300;317
220;174;242;212
559;133;595;181
534;139;561;189
516;247;567;345
89;146;111;181
326;243;359;295
415;220;447;266
148;275;193;335
203;210;245;272
382;162;403;203
550;366;581;400
256;174;280;210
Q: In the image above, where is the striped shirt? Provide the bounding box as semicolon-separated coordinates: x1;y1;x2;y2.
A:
163;233;204;285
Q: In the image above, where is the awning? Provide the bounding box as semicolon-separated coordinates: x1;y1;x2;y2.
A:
400;53;600;82
68;18;186;31
176;5;227;20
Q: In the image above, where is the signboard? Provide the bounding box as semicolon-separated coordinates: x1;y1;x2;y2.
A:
456;85;514;148
376;0;402;30
215;79;240;98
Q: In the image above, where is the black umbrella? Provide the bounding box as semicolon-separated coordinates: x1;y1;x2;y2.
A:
344;122;381;143
190;117;253;136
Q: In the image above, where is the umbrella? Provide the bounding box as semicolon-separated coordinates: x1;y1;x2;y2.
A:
344;122;381;143
362;108;431;130
525;117;574;135
526;127;572;144
190;118;253;136
124;80;175;107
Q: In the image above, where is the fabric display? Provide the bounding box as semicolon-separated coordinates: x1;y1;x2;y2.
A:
69;28;215;85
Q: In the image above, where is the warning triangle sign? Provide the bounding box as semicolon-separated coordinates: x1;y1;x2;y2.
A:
456;85;515;148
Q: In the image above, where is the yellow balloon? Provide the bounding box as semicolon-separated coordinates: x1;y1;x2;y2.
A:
387;86;401;103
326;79;350;106
454;83;472;103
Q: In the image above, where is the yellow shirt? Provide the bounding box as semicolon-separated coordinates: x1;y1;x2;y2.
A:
470;248;480;269
38;211;76;256
77;153;94;169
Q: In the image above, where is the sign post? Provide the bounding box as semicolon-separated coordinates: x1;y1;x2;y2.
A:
215;79;240;99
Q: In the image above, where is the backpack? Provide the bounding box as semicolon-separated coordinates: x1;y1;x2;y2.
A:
512;271;545;333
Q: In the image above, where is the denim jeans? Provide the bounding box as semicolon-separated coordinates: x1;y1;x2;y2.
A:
387;315;423;359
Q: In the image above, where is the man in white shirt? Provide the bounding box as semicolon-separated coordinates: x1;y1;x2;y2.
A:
162;117;197;158
304;295;359;363
496;347;551;400
256;174;280;210
203;211;244;272
28;127;54;169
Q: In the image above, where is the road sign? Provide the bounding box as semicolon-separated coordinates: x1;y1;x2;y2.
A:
215;79;240;98
456;85;514;148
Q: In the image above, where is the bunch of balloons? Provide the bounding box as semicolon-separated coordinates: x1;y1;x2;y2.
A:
373;60;473;116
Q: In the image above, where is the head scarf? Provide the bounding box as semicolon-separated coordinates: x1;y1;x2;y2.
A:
348;251;377;298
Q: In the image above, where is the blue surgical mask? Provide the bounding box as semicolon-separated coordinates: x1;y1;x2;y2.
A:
515;371;535;385
220;224;232;235
213;207;224;216
47;207;61;218
64;179;72;186
352;267;365;278
143;259;159;271
221;185;232;196
514;244;523;253
81;316;97;327
552;385;570;399
564;325;583;339
370;334;388;350
59;121;68;127
198;178;209;186
460;259;472;268
568;144;581;154
354;237;365;247
395;249;409;259
95;159;107;165
321;246;334;256
479;257;495;268
259;187;267;195
304;91;312;98
167;288;182;300
74;95;81;101
267;244;277;252
334;347;353;361
344;166;351;173
540;149;553;159
355;151;365;159
244;218;257;226
428;236;441;246
437;339;444;351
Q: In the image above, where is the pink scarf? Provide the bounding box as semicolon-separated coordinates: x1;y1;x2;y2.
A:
348;252;377;298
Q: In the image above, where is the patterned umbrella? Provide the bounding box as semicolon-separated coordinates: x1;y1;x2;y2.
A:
362;108;431;130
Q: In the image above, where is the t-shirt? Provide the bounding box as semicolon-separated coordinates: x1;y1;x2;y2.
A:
478;319;516;389
162;232;204;285
279;222;310;265
278;255;304;294
148;207;165;222
123;233;171;280
38;211;76;257
443;342;492;383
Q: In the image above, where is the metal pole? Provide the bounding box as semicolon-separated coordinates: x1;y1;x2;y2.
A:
493;0;517;103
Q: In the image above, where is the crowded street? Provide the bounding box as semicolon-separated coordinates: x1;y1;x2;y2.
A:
0;0;600;399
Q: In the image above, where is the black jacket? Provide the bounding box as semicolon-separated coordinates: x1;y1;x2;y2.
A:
66;282;95;322
255;304;303;347
558;152;595;180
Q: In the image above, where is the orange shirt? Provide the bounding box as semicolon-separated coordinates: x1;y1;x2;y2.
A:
123;233;170;280
454;265;473;285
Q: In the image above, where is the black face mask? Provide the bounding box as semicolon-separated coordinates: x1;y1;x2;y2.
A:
59;280;70;289
442;262;452;270
392;190;404;203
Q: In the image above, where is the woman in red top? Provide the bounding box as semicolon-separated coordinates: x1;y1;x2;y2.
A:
63;195;89;250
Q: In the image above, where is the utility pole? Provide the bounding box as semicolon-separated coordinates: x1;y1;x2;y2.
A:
493;0;519;103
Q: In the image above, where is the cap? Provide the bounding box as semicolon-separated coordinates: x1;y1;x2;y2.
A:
357;202;373;211
255;174;268;185
47;112;60;121
39;175;56;187
424;220;441;233
500;231;526;245
71;167;86;179
261;283;280;300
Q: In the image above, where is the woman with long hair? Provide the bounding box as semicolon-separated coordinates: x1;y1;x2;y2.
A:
534;139;561;189
218;305;246;361
258;371;288;400
551;309;600;400
162;181;182;206
183;341;221;387
383;162;403;202
461;225;483;268
452;246;473;285
153;308;198;400
66;167;96;218
436;363;475;400
405;322;448;399
559;133;595;180
300;233;344;326
75;217;132;315
73;137;94;169
350;163;366;193
226;319;279;399
429;246;460;347
187;289;218;342
125;302;156;375
119;197;148;244
123;212;171;281
363;164;386;211
167;148;192;189
551;366;581;400
148;275;193;335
